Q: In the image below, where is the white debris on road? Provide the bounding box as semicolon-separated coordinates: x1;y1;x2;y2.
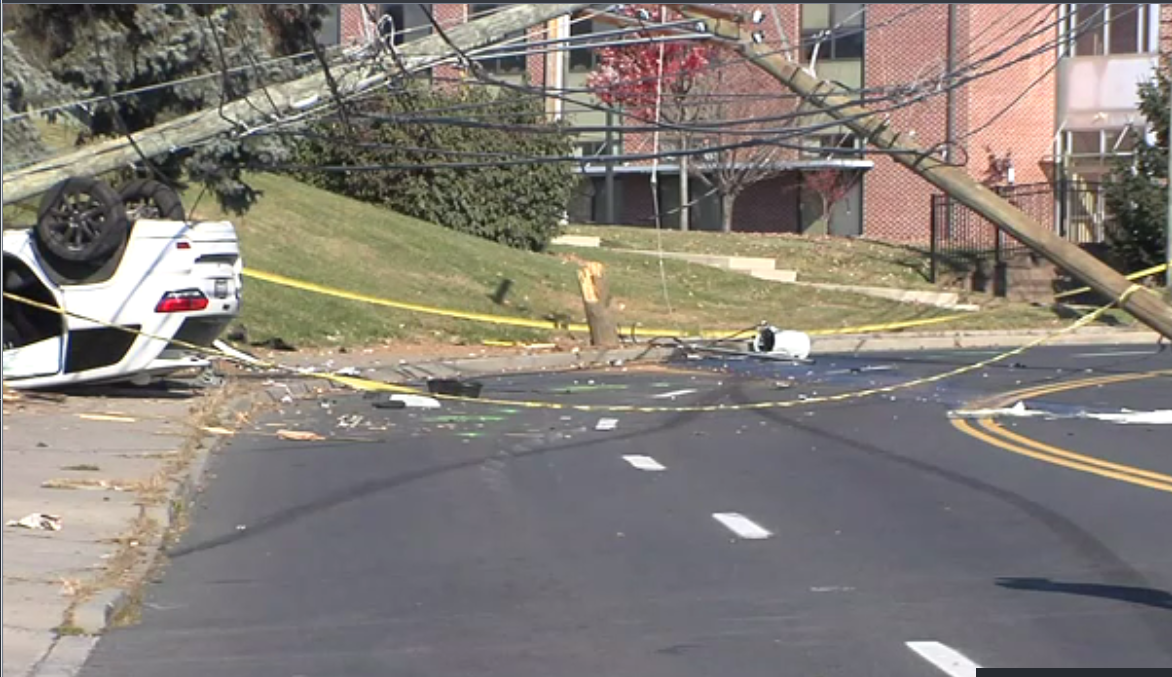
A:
276;429;327;441
596;418;619;431
948;401;1049;420
390;394;442;409
1082;410;1172;425
6;513;62;531
949;401;1172;425
652;389;698;399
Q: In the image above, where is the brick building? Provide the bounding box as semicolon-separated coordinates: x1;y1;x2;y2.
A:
324;4;1165;243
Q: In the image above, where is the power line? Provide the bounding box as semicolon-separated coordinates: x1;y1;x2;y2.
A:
265;3;1125;175
1;43;357;124
16;2;1107;185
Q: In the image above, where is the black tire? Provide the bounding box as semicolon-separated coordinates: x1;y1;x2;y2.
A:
119;179;185;222
35;177;129;264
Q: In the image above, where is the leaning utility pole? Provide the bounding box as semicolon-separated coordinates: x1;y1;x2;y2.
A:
2;3;595;206
675;5;1172;339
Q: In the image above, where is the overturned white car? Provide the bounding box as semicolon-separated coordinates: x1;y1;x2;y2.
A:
3;177;242;389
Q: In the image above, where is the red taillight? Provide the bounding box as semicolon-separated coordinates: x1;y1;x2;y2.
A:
176;241;191;250
155;289;208;313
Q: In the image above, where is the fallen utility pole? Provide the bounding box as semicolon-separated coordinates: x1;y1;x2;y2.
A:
3;3;594;206
676;6;1172;339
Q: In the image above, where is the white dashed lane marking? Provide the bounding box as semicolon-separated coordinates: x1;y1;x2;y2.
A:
906;641;982;677
712;512;772;540
621;455;666;472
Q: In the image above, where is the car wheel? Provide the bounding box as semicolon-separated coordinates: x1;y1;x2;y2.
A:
119;178;186;222
35;177;129;264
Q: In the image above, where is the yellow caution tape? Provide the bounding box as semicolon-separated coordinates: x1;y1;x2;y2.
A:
481;340;558;349
1;282;1144;414
243;269;578;331
312;290;1136;413
1053;263;1168;301
242;268;969;339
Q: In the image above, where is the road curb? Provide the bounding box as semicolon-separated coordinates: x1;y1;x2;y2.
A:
813;328;1162;353
28;636;99;677
34;383;267;677
269;345;678;390
69;450;216;639
372;330;1158;377
253;329;1162;391
425;344;676;377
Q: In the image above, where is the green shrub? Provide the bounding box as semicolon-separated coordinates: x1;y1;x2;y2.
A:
294;84;576;251
1103;66;1169;279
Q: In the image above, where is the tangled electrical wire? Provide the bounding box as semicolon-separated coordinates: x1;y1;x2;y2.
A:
5;3;1133;186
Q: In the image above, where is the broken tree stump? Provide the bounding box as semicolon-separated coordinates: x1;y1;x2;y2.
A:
577;261;619;348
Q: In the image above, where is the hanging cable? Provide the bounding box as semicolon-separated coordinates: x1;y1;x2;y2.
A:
648;5;674;316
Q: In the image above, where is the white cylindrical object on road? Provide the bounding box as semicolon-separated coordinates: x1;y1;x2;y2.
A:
751;326;811;360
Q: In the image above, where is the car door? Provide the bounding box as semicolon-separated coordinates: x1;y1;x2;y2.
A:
3;254;67;381
2;332;66;380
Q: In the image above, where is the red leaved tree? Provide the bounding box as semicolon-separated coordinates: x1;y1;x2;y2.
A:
801;169;859;235
586;5;712;231
585;5;714;121
587;5;797;232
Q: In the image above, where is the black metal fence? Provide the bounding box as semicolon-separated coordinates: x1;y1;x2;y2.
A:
929;181;1115;282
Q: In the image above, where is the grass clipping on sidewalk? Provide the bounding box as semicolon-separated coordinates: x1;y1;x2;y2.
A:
186;175;1070;349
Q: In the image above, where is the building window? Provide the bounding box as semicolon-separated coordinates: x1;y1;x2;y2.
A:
569;15;600;72
470;4;527;74
1064;127;1140;159
801;3;865;62
1066;4;1151;56
316;4;341;46
575;140;608;159
378;4;433;45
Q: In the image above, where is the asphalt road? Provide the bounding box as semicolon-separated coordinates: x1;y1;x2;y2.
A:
78;344;1172;676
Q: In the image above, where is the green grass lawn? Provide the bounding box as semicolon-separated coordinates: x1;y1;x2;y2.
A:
565;224;949;290
184;174;985;348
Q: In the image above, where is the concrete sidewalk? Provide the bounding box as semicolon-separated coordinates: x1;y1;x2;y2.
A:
1;385;233;677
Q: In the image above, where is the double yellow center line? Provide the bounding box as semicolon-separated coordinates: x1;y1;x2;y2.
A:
951;370;1172;494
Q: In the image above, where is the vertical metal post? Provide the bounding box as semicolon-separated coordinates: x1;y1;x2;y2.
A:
1057;169;1068;240
945;4;956;163
605;107;616;225
1166;78;1172;291
929;196;939;284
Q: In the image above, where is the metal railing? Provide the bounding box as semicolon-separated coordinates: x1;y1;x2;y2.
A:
929;180;1115;282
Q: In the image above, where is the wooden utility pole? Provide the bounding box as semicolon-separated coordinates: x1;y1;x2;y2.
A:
2;3;594;205
676;6;1172;339
577;261;619;347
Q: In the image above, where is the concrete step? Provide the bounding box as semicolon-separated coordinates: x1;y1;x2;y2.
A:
553;240;970;310
798;282;963;309
626;249;778;272
551;235;602;248
749;269;799;283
